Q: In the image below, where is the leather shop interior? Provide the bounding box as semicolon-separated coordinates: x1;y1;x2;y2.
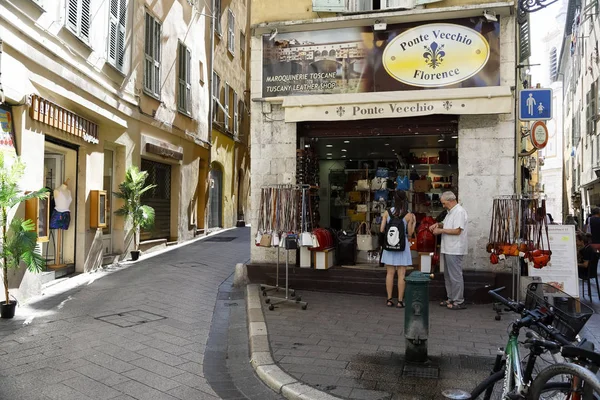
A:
296;116;459;269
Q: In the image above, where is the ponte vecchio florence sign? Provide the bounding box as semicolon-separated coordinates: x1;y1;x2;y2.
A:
262;18;500;98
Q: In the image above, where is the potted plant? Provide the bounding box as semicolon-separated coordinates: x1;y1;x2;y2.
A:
0;153;47;319
114;166;156;261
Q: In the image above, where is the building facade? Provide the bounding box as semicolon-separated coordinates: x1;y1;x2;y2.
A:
0;0;212;301
208;0;251;230
558;0;598;226
249;0;519;271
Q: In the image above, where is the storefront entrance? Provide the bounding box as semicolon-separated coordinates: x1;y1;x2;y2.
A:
141;159;172;240
298;116;459;268
43;139;78;269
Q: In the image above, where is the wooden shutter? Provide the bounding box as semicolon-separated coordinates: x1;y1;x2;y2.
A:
178;43;192;114
108;0;119;66
224;83;230;131
233;92;239;137
116;0;127;69
228;10;235;55
185;47;191;113
66;0;79;33
80;0;91;41
144;13;161;97
153;18;161;96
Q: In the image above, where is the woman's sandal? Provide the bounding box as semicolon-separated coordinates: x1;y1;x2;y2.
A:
439;300;452;307
397;301;405;309
386;298;394;307
447;302;467;310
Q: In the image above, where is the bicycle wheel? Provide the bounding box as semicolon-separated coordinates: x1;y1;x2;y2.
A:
470;370;505;400
531;363;600;400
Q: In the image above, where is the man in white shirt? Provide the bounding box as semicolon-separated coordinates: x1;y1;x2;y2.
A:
429;191;468;310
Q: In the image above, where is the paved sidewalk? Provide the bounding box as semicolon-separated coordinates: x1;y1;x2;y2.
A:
0;227;274;400
260;287;600;400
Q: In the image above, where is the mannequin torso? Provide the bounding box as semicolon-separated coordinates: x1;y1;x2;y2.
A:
54;184;72;212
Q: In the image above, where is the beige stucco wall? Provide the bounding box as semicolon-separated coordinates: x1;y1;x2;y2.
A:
0;0;211;302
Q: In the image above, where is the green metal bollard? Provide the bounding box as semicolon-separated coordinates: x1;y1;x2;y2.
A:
404;271;434;363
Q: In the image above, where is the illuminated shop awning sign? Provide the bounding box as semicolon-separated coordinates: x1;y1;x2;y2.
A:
29;95;100;144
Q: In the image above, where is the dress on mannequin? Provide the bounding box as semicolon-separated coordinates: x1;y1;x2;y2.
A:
50;183;72;230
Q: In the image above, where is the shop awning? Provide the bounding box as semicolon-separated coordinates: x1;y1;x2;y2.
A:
282;86;513;123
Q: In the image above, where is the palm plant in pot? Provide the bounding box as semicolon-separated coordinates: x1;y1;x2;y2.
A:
0;153;47;319
114;166;156;261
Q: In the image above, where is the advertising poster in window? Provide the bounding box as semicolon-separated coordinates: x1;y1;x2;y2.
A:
0;105;18;156
262;18;500;98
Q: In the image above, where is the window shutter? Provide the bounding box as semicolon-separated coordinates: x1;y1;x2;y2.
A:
186;47;191;113
108;0;119;66
67;0;79;33
116;0;127;69
224;83;230;131
178;44;185;111
415;0;443;4
80;0;91;41
153;18;161;96
144;13;161;97
312;0;346;12
233;92;239;137
382;0;414;9
228;10;235;55
518;7;531;63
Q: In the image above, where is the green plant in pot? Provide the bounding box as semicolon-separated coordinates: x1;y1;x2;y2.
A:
0;153;47;319
114;166;156;261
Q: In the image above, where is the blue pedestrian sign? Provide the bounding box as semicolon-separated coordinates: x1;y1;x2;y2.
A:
519;89;552;121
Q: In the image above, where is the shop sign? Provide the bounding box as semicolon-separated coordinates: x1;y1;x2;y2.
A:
382;24;490;88
262;18;500;98
29;95;99;144
531;121;549;149
142;135;184;161
0;105;18;156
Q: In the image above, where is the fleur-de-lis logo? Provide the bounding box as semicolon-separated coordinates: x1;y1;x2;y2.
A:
423;41;445;69
442;100;452;111
336;106;346;117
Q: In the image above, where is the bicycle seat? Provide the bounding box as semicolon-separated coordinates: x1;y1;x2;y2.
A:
562;345;600;367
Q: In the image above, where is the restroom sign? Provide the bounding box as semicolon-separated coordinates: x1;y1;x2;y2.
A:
519;89;552;121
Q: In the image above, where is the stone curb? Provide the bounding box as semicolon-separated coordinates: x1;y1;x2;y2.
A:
246;283;341;400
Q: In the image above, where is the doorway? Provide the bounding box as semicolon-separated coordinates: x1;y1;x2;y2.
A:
44;139;78;268
141;159;172;240
102;149;114;254
209;166;223;228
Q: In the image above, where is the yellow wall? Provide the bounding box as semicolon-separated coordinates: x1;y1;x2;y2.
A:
211;130;236;228
251;0;506;24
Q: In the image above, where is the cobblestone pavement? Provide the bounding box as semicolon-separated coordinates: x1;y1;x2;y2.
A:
261;285;600;400
0;227;280;400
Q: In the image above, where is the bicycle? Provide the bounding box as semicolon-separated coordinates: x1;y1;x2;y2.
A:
465;284;600;400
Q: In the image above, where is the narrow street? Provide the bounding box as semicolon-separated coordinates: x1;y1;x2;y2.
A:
0;228;281;400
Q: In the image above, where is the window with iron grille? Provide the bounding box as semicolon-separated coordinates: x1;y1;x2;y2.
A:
224;83;230;131
240;32;246;67
178;42;192;115
587;82;597;135
66;0;92;42
212;72;220;121
144;13;161;99
227;10;235;55
233;92;239;138
108;0;127;71
214;0;222;35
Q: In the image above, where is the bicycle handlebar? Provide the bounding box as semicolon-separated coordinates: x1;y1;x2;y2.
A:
488;287;571;346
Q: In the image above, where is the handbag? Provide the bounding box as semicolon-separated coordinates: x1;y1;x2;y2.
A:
349;191;361;202
357;179;369;191
356;222;377;251
260;232;272;247
255;231;263;246
396;176;410;191
311;233;320;248
272;232;280;247
371;215;382;233
374;189;388;201
357;204;368;213
372;200;385;213
371;177;386;191
300;231;313;247
337;230;357;265
279;232;288;248
375;168;389;178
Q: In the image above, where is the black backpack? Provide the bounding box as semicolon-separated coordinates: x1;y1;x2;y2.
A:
384;210;406;252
